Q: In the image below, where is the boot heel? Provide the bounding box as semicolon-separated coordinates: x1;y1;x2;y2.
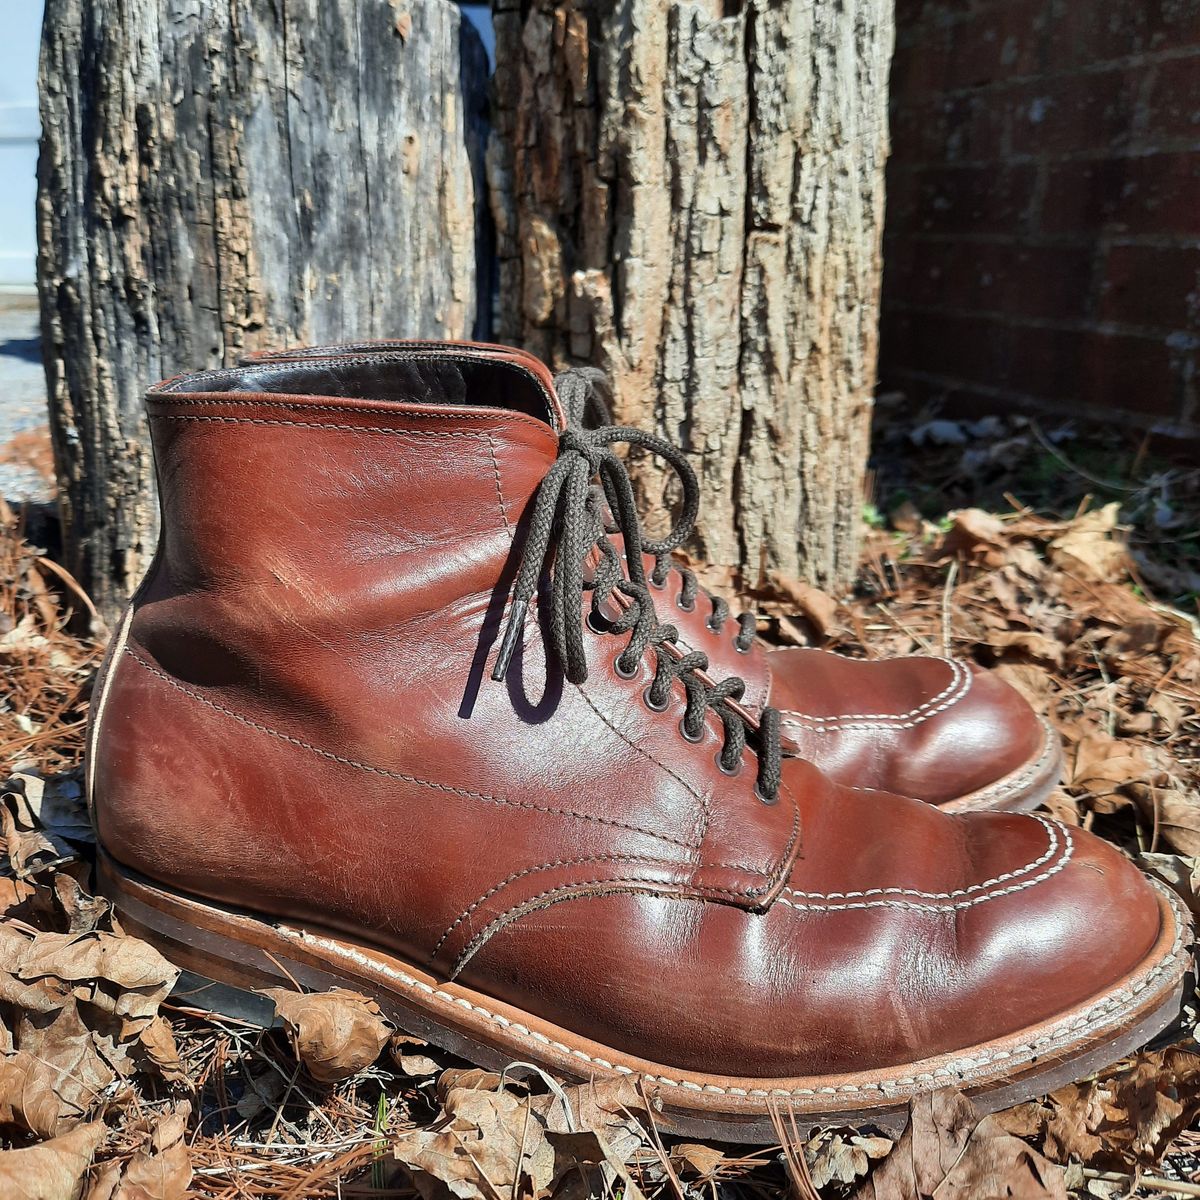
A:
97;849;300;998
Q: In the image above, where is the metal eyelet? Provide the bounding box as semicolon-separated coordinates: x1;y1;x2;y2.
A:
649;575;666;591
677;593;695;612
755;784;778;806
586;610;609;634
715;753;743;778
643;686;670;712
706;616;722;632
735;640;752;654
614;655;639;679
678;718;705;744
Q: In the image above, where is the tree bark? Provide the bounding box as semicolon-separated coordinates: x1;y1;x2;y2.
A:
37;0;488;621
490;0;894;592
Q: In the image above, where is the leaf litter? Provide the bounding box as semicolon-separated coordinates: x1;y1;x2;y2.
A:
1;428;1199;1198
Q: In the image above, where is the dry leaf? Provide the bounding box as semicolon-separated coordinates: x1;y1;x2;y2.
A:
852;1089;1066;1200
394;1082;555;1200
87;1107;192;1200
0;1118;106;1200
808;1132;893;1189
1048;503;1128;583
943;508;1008;564
673;1142;725;1178
761;572;840;639
262;987;393;1083
0;924;182;1135
1000;1047;1200;1169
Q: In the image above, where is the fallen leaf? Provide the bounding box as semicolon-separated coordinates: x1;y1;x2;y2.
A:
673;1142;725;1178
394;1082;555;1200
262;987;393;1084
761;572;840;639
1048;503;1128;583
87;1107;192;1200
943;509;1008;564
808;1132;892;1189
852;1089;1066;1200
999;1047;1200;1169
0;1118;106;1200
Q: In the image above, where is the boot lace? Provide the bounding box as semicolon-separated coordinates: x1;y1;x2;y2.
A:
491;370;782;804
560;368;758;654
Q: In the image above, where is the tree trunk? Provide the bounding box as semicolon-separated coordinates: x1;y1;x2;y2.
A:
37;0;489;621
489;0;894;593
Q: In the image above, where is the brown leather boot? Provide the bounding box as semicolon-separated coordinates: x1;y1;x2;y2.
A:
241;340;1060;812
89;351;1189;1141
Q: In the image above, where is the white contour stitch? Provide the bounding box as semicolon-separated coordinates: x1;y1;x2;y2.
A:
272;879;1188;1101
778;658;972;731
449;822;1074;967
783;814;1066;903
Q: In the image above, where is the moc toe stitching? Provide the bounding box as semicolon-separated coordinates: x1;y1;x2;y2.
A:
782;814;1067;903
776;657;972;730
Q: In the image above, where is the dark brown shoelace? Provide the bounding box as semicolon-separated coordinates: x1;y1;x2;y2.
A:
492;371;782;803
560;367;758;654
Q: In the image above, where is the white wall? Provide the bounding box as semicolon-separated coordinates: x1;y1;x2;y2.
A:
0;0;42;288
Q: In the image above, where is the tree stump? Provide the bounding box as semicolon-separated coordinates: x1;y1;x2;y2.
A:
490;0;894;592
37;0;488;620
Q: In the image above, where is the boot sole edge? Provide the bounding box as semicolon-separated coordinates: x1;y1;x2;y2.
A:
97;848;1191;1143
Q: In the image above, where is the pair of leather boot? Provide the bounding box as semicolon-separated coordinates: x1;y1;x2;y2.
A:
89;342;1191;1140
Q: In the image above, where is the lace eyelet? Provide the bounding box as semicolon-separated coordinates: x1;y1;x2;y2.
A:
677;594;695;612
614;655;640;680
706;617;722;632
649;575;666;591
755;784;778;806
734;640;752;654
586;610;610;634
678;718;705;744
643;686;670;712
715;753;743;778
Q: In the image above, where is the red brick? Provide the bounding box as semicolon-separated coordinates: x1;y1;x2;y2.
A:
1099;244;1200;328
1039;152;1200;237
881;308;1184;421
1045;1;1200;70
1005;69;1144;157
940;0;1054;92
890;0;1050;98
912;164;1038;234
887;240;1095;322
891;92;1008;165
1147;54;1200;142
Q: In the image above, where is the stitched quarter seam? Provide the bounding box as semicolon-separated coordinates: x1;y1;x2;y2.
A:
125;647;693;851
433;854;682;959
485;434;512;533
452;875;775;976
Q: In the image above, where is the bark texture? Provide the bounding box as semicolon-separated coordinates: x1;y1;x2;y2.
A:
490;0;894;591
38;0;488;619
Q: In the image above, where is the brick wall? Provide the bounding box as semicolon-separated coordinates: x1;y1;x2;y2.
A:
881;0;1200;439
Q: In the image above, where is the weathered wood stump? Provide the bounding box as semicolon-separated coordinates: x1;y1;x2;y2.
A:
38;0;488;619
490;0;894;591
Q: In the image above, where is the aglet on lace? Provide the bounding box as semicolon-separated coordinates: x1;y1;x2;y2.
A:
491;599;528;682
